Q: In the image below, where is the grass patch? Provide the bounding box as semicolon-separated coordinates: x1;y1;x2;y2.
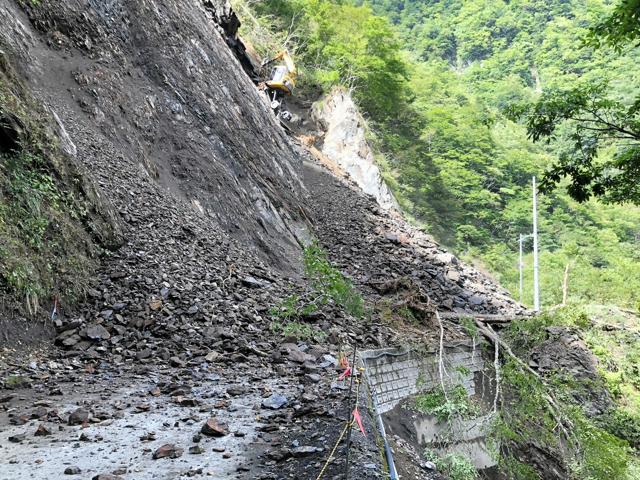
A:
269;294;317;321
270;320;327;342
3;374;29;388
424;451;478;480
270;241;366;327
504;305;591;355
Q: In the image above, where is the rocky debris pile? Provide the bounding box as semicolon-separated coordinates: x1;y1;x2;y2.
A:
259;344;385;480
302;160;525;316
389;435;444;480
3;0;306;273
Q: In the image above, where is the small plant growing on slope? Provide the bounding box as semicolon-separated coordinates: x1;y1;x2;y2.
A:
269;241;366;338
270;319;326;342
302;241;365;318
415;385;479;422
424;450;478;480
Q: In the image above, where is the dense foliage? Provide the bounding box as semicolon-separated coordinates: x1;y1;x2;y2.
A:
507;0;640;204
362;0;640;308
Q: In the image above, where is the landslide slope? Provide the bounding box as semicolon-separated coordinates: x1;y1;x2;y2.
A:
2;0;305;272
0;0;313;354
0;1;528;479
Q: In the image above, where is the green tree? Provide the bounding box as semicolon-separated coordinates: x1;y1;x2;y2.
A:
508;83;640;203
508;1;640;204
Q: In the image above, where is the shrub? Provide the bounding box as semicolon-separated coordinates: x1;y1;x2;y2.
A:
269;242;366;338
303;242;365;318
270;320;326;342
415;385;479;422
425;451;478;480
598;409;640;449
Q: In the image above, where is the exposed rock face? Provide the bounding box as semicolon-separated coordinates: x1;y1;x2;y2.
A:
0;0;317;362
0;0;306;271
312;88;398;211
531;326;612;416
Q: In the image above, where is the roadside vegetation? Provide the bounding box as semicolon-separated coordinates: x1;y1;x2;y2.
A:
424;451;478;480
415;384;480;422
0;56;99;316
269;241;364;339
495;306;640;479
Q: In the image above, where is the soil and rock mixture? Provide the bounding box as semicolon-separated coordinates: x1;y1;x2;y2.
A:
0;0;528;478
301;159;524;317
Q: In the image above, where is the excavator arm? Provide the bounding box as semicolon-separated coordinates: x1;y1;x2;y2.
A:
262;50;296;70
279;51;296;75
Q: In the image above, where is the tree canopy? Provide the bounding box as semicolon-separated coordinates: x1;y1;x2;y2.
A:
509;2;640;204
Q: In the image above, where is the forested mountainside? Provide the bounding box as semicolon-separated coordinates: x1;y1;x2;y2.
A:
243;0;640;307
363;0;640;307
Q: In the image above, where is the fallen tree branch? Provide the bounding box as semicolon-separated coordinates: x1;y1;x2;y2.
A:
435;310;450;403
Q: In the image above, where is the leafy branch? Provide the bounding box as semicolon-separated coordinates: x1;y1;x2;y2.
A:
507;82;640;203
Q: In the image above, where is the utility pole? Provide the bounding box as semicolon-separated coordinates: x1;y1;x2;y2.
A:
518;234;524;303
518;233;533;304
532;177;540;311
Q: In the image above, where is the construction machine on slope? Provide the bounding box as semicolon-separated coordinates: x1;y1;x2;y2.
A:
260;49;297;121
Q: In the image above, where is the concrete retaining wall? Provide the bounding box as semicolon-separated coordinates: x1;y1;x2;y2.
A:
361;341;484;414
361;341;498;470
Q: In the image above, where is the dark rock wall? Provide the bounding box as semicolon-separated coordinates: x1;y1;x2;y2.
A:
1;0;306;269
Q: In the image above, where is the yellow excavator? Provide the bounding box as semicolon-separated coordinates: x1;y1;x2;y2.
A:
260;49;297;121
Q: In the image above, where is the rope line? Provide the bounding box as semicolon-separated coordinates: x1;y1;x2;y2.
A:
314;420;352;480
316;351;365;480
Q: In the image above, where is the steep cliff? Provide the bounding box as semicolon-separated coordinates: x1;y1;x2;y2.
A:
1;0;306;271
312;88;398;211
